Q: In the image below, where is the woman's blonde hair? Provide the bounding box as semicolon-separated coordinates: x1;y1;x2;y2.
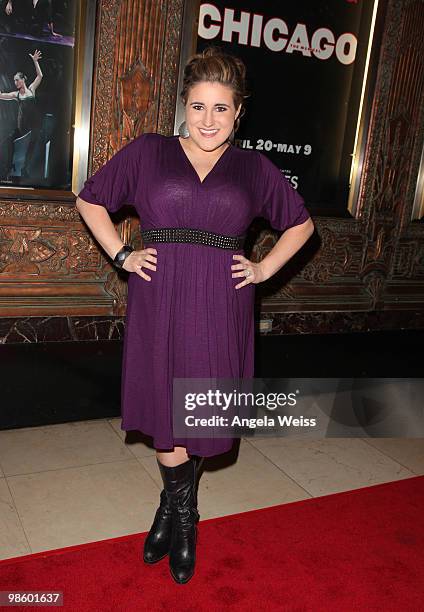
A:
180;45;250;133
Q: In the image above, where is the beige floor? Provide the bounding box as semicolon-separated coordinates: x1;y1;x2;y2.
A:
0;418;422;560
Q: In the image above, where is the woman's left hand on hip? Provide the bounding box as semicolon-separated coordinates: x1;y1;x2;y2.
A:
231;254;267;289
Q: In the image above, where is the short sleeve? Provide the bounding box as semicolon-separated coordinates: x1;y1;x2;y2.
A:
255;152;311;232
77;137;143;213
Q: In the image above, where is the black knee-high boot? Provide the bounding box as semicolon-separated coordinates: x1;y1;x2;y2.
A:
143;455;204;565
158;456;203;583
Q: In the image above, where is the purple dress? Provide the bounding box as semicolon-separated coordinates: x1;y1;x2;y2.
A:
78;133;311;457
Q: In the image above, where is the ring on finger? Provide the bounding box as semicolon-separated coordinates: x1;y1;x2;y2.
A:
245;268;252;277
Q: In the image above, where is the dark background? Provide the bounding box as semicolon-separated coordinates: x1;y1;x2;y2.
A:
1;330;422;430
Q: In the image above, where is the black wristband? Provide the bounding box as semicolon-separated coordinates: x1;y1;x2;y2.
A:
113;245;134;269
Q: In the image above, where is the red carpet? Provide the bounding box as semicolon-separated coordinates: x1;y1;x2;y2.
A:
0;476;423;611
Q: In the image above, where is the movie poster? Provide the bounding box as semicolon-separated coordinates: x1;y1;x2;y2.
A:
0;0;77;190
196;0;377;215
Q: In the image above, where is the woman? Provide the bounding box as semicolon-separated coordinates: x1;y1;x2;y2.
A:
76;46;314;584
0;49;43;180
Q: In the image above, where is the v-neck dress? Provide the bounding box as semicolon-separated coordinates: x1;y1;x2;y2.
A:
78;132;311;457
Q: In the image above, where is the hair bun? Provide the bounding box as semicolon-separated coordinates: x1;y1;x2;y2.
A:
180;45;250;133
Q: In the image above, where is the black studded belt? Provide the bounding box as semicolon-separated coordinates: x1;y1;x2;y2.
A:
140;227;246;250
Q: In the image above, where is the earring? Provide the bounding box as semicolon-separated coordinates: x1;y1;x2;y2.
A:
178;121;189;138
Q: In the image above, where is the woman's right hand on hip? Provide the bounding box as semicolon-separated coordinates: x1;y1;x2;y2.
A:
123;248;157;281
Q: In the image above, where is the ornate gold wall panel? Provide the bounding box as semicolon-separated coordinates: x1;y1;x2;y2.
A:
0;0;423;324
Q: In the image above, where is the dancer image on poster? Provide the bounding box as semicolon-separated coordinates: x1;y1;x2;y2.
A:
0;49;43;180
2;0;61;37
